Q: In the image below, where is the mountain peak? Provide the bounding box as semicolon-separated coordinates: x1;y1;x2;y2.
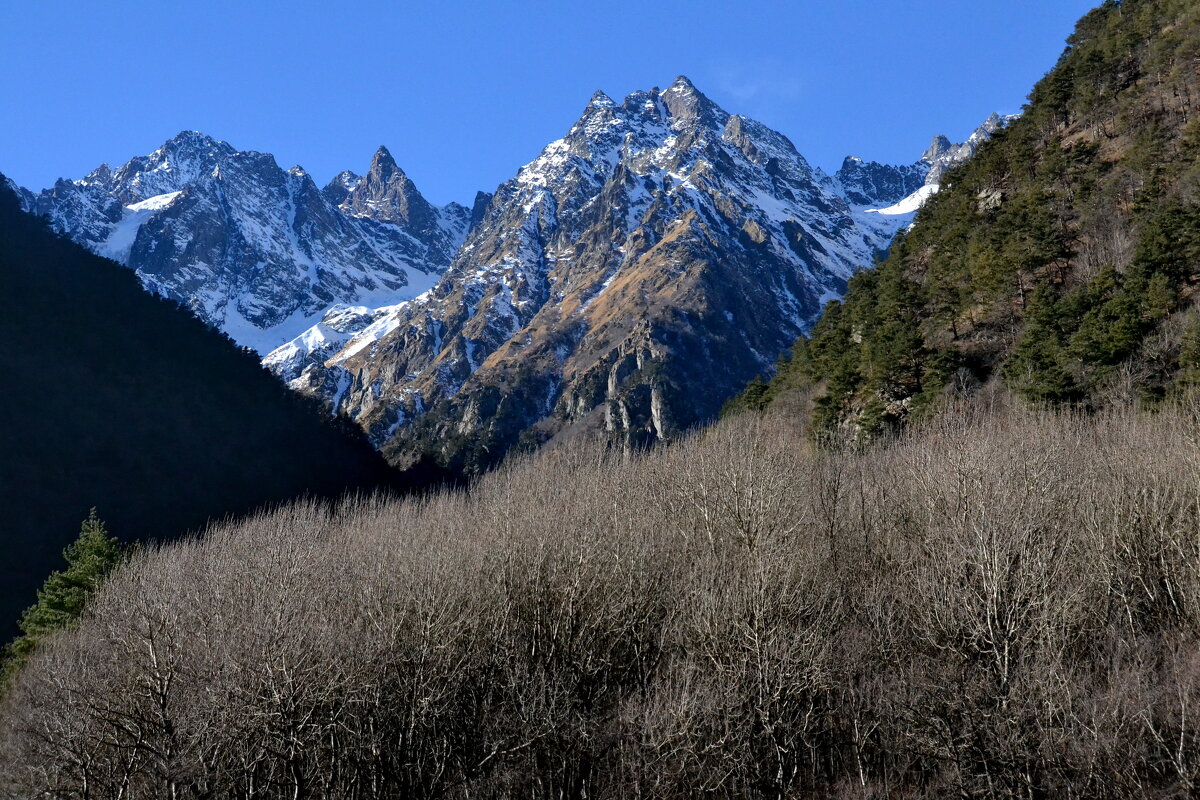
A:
320;170;363;206
369;145;403;178
80;163;114;188
163;130;228;153
339;146;442;234
587;90;615;109
923;134;953;162
660;75;724;126
670;74;697;91
918;113;1016;186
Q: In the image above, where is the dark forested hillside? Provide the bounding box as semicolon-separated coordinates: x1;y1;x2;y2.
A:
734;0;1200;433
0;180;402;638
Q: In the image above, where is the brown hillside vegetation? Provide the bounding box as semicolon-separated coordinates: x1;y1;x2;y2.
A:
4;397;1200;798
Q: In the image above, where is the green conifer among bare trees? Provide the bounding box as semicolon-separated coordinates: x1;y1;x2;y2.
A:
1;510;124;689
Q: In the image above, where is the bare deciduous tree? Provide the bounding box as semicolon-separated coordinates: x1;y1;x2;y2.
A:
3;404;1200;798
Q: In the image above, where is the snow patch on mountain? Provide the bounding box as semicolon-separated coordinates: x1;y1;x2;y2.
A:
867;183;940;216
94;191;185;262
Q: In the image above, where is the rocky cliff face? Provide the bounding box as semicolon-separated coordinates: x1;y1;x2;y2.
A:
28;132;468;353
921;112;1018;185
829;156;927;208
821;112;1017;218
275;77;936;470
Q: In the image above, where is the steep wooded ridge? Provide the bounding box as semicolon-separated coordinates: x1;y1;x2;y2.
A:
22;80;1003;473
737;0;1200;432
0;180;400;639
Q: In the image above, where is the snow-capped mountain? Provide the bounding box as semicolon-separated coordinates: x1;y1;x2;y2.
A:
272;76;974;469
23;79;1007;471
848;111;1018;217
922;111;1017;185
28;131;470;353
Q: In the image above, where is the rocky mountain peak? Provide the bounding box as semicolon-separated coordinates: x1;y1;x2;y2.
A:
833;155;927;208
921;114;1016;185
469;190;493;227
669;74;697;92
969;112;1012;146
156;130;237;168
660;74;726;128
367;145;401;179
321;170;363;206
619;87;664;120
105;130;235;204
2;172;33;211
922;134;953;163
567;91;624;143
341;145;436;233
79;163;114;188
166;129;223;147
586;89;616;109
28;132;477;355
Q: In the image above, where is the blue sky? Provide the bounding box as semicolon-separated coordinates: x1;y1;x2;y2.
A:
2;0;1099;206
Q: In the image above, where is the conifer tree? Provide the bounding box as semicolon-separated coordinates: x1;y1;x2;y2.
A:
2;509;123;687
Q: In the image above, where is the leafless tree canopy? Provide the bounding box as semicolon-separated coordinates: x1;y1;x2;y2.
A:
4;402;1200;798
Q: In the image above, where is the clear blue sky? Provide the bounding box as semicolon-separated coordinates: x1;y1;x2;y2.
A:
2;0;1099;206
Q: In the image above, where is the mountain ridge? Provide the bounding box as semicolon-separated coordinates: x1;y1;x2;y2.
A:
26;131;471;355
18;80;1010;471
274;78;1007;471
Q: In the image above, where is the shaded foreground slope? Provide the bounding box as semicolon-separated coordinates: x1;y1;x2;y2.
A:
0;180;400;638
5;399;1200;798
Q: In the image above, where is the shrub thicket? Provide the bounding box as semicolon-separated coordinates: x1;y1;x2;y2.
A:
4;399;1200;798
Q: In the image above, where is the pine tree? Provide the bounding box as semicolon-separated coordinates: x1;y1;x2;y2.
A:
2;509;123;687
1006;285;1082;403
721;375;769;416
1143;270;1177;322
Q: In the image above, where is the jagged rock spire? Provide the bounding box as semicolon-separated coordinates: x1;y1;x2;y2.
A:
339;145;439;236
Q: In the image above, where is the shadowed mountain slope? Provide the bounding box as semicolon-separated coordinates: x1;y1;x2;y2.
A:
0;179;403;637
